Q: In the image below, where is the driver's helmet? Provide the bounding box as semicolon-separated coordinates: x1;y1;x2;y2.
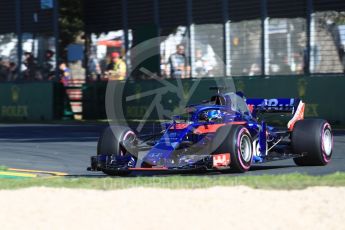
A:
207;110;221;121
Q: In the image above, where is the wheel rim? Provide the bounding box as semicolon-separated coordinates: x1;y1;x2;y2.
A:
322;128;332;156
240;135;252;162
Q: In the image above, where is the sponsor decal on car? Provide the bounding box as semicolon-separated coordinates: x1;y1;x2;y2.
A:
213;153;231;168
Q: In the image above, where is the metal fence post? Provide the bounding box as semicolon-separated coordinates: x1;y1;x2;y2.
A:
15;0;22;79
154;0;161;77
154;0;160;37
261;0;268;76
53;0;59;79
122;0;129;78
306;0;313;75
187;0;193;78
222;0;230;77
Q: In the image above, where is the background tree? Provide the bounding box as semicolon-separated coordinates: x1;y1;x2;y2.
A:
59;0;84;60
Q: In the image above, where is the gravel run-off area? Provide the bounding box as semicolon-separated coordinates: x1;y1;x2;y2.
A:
0;186;344;230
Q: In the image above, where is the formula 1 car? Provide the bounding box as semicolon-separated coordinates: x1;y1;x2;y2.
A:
88;87;333;176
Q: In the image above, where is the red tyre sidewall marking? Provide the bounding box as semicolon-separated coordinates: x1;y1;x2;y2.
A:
123;130;135;141
121;130;135;156
237;128;252;170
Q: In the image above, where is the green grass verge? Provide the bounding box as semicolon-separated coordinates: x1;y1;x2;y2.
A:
0;166;8;171
0;172;345;190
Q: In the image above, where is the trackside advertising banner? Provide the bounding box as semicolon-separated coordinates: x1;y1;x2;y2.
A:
0;82;55;121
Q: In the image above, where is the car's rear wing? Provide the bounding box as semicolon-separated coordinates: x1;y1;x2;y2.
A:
246;98;299;113
245;98;305;130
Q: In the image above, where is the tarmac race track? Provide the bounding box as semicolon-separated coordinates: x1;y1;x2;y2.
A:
0;123;344;177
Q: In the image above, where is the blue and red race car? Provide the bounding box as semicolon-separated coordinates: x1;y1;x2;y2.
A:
88;87;333;175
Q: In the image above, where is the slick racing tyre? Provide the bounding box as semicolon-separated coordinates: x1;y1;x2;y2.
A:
97;126;136;176
292;119;333;166
97;126;136;157
212;125;253;173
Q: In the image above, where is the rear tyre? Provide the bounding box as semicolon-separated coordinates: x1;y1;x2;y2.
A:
292;119;333;166
97;126;136;176
212;125;253;173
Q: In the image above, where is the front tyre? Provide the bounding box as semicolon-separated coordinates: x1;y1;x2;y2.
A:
97;126;136;157
292;119;333;166
212;125;253;173
97;126;136;176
